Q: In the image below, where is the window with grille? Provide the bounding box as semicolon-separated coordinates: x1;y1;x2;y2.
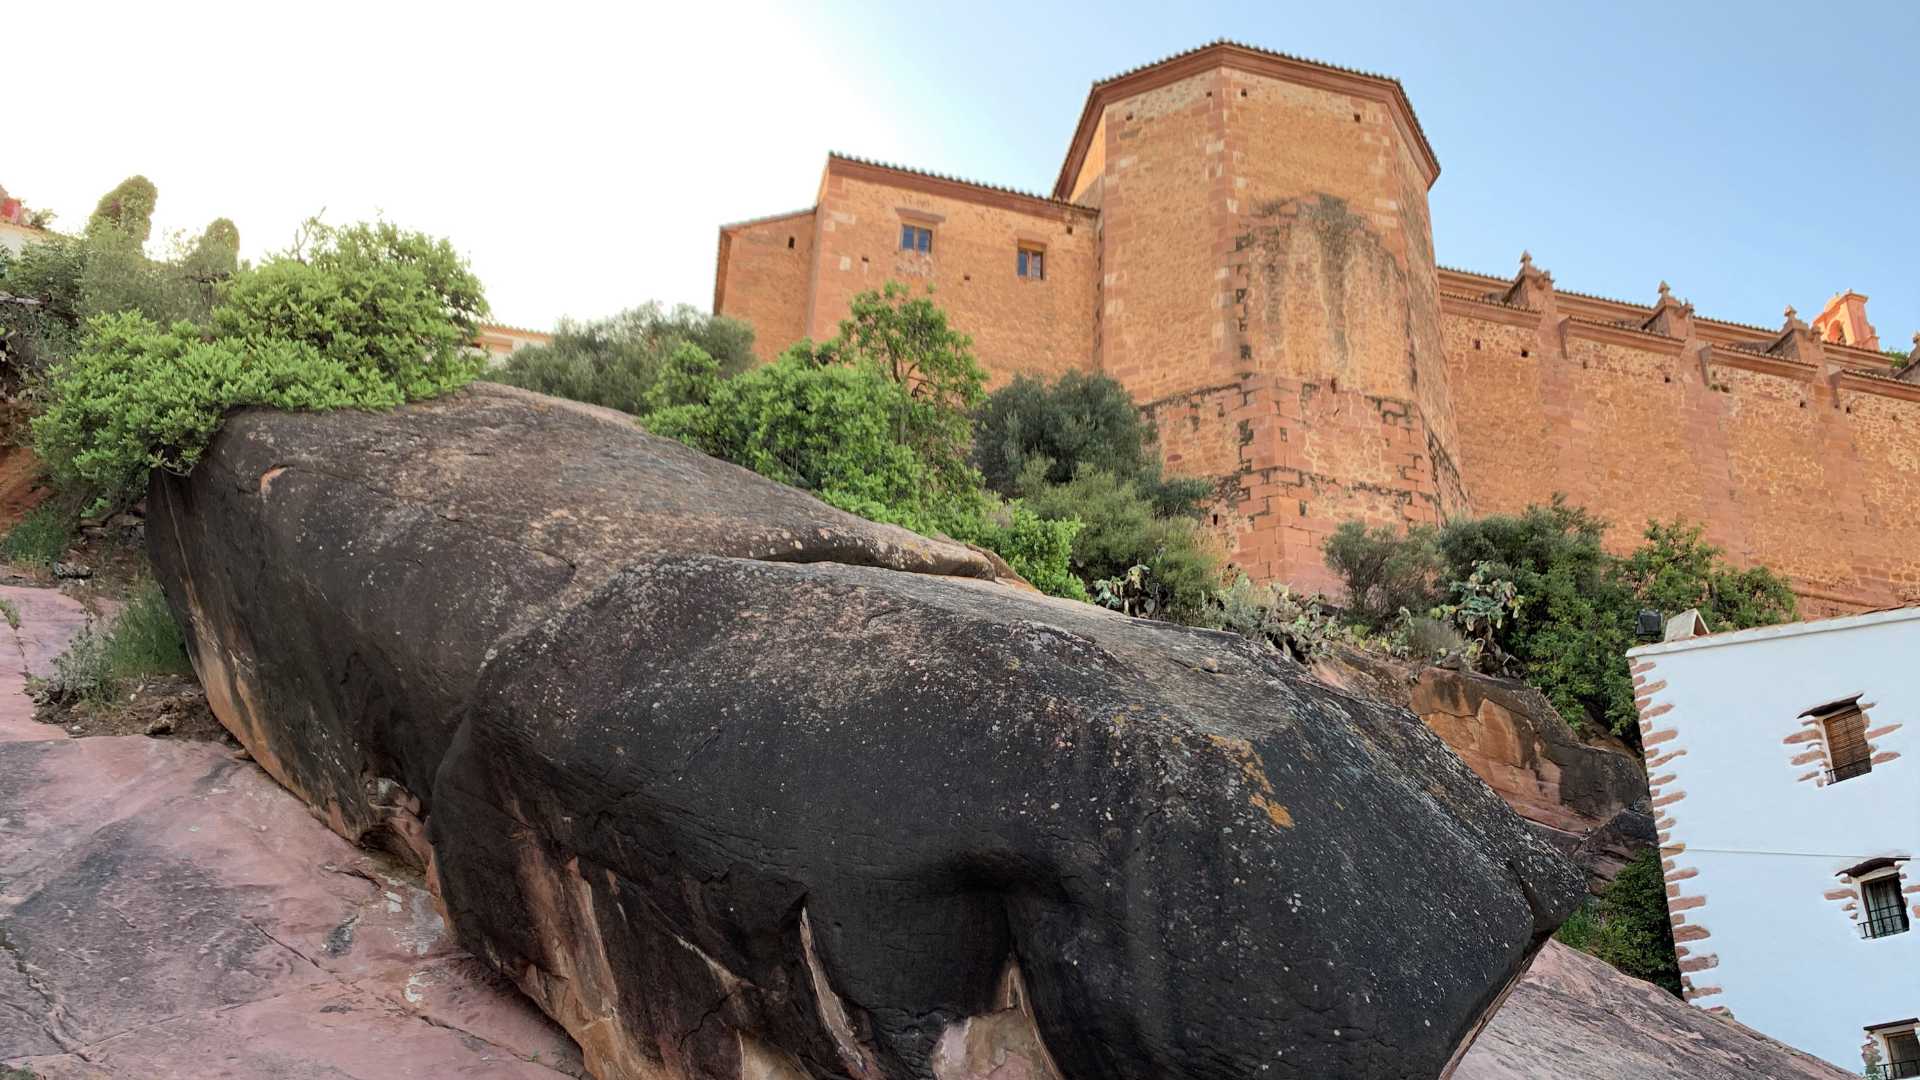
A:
1823;706;1872;783
900;224;932;254
1017;246;1045;280
1878;1030;1920;1079
1860;876;1911;940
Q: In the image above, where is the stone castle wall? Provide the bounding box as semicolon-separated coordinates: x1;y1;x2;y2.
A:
714;43;1917;612
1441;271;1920;614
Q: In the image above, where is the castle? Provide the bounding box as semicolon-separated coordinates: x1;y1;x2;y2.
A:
714;41;1918;614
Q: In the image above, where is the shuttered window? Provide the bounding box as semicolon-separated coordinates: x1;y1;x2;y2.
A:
1825;707;1872;782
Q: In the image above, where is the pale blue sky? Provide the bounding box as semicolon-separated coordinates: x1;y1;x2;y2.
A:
12;2;1915;344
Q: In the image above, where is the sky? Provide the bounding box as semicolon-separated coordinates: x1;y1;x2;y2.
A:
9;1;1916;346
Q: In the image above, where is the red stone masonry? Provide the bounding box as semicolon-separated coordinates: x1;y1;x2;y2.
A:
716;42;1920;609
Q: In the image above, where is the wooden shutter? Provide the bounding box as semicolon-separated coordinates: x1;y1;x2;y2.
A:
1825;708;1871;771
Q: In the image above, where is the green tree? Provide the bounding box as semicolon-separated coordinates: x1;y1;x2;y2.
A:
797;281;986;495
87;176;159;242
0;179;239;379
494;303;756;415
973;371;1208;515
640;283;1080;599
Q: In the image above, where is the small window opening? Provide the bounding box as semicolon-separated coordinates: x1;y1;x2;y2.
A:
1860;875;1911;939
900;224;932;254
1017;246;1045;280
1814;700;1872;783
1473;339;1481;351
1239;89;1247;98
1520;348;1530;358
1353;112;1362;122
1882;1029;1920;1074
787;236;795;249
1066;225;1074;235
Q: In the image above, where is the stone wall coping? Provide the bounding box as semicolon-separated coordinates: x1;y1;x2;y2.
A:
1052;39;1441;199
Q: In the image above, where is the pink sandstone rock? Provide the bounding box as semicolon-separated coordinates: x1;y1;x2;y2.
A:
1454;941;1853;1079
0;583;584;1078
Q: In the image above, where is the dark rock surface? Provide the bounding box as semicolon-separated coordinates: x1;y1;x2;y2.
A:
148;383;1587;1079
1455;941;1853;1079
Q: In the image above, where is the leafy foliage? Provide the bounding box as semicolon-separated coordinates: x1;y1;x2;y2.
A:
493;303;756;415
0;177;240;382
1325;498;1796;739
0;505;76;568
974;371;1208;515
1555;849;1683;996
793;281;987;495
32;219;488;511
642;283;1082;599
1205;575;1346;662
1021;466;1220;624
88;176;159;242
1324;520;1443;626
43;581;193;705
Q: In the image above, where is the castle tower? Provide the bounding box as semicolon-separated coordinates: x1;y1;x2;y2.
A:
1053;42;1461;593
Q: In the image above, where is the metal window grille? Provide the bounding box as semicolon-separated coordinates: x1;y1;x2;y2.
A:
1859;877;1911;939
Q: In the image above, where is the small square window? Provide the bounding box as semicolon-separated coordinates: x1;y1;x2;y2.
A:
1017;247;1045;280
901;224;932;254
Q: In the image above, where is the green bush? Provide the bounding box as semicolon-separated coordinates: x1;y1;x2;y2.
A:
642;283;1082;601
1324;499;1796;739
32;220;488;511
1021;467;1221;623
1556;849;1682;996
1324;520;1443;625
0;505;75;568
0;176;239;383
974;371;1208;515
46;581;193;704
1206;575;1345;662
493;303;756;414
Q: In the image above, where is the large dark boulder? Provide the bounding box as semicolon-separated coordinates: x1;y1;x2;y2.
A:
147;383;1585;1080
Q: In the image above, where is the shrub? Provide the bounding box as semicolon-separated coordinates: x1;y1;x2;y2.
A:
1021;467;1221;623
0;505;75;568
32;220;488;511
974;371;1208;515
642;283;1081;600
646;352;939;509
0;176;238;383
1207;575;1344;662
1558;849;1682;996
44;581;193;704
493;303;756;414
1325;499;1797;739
1323;520;1443;625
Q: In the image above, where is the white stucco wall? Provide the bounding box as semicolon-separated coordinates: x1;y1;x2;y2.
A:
1629;609;1920;1072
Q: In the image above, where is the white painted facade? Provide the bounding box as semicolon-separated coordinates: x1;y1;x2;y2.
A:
1628;608;1920;1075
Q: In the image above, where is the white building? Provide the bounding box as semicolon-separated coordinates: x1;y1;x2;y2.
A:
1628;607;1919;1076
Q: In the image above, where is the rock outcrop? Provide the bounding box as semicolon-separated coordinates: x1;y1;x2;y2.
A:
148;384;1586;1080
1318;653;1655;888
1455;941;1853;1079
0;585;582;1079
